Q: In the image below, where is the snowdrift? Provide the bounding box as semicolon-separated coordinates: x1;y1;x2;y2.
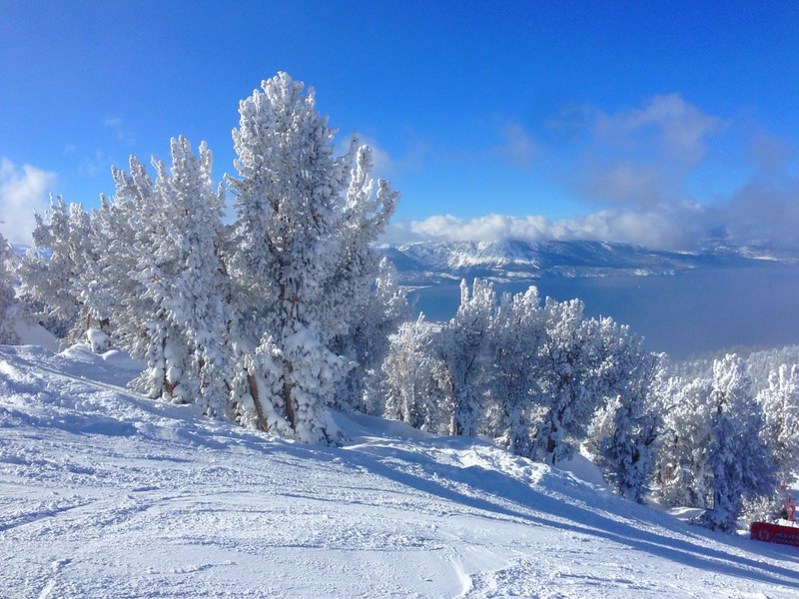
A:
2;344;799;597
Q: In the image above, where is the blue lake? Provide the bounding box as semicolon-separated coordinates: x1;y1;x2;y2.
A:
408;265;799;359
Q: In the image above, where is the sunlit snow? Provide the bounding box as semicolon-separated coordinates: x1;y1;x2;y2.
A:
2;344;799;597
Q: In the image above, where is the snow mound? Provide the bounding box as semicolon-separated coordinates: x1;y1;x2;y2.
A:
2;344;799;597
13;318;59;352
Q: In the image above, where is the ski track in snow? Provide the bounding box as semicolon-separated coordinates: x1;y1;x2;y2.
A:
2;344;799;597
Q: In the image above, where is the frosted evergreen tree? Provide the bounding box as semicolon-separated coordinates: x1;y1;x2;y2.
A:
89;159;156;362
0;231;18;344
93;139;230;413
148;137;231;414
94;156;183;401
382;315;448;431
487;286;545;456
17;196;98;343
333;257;408;413
699;355;777;532
441;279;496;437
655;377;715;507
227;73;398;443
586;324;663;503
758;364;799;487
531;298;595;465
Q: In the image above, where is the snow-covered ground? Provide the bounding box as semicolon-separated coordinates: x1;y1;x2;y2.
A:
3;344;799;598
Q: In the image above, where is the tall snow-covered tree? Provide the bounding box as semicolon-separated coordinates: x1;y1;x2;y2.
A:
382;315;448;431
699;355;777;532
17;196;98;343
759;364;799;487
149;137;231;414
89;158;157;362
487;286;545;456
227;72;398;443
0;231;18;344
93;138;230;413
440;279;496;437
586;323;663;503
531;298;596;465
655;376;715;507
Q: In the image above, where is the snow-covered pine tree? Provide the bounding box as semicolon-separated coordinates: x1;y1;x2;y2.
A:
440;278;496;437
382;315;448;431
654;376;715;507
699;355;777;532
149;137;231;415
17;196;98;344
330;147;405;382
586;321;663;503
93;139;229;412
530;297;594;465
0;231;18;344
332;257;408;414
89;159;156;362
227;73;398;443
487;286;545;456
758;364;799;487
94;155;185;401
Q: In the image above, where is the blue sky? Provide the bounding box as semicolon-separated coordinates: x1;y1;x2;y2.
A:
2;1;798;248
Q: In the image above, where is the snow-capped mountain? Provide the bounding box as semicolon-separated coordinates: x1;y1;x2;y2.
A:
380;239;790;285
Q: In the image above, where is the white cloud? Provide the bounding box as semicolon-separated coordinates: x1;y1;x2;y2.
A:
384;205;711;251
103;116;136;145
386;170;799;251
384;213;566;245
385;213;553;244
350;134;429;182
544;94;725;208
0;158;57;245
384;96;799;251
593;94;723;163
492;123;541;167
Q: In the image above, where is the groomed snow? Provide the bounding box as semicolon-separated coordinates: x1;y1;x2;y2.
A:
2;344;799;598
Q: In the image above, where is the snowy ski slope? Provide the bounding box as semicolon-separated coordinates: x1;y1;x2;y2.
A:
2;344;799;598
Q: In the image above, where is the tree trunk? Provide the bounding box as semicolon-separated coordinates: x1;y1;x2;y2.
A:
546;437;557;465
283;359;297;432
448;375;460;436
546;417;559;465
450;411;460;437
247;373;270;433
161;337;175;400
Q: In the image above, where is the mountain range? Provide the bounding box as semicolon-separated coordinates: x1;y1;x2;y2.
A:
379;239;794;285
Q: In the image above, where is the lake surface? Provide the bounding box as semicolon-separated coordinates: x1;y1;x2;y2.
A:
408;265;799;359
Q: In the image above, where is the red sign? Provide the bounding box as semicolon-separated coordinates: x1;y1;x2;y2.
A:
751;522;799;547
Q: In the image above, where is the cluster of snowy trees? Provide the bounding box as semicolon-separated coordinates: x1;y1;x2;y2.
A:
380;279;663;502
378;279;799;531
3;71;798;532
655;355;799;531
672;344;799;393
656;358;763;530
15;73;403;443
